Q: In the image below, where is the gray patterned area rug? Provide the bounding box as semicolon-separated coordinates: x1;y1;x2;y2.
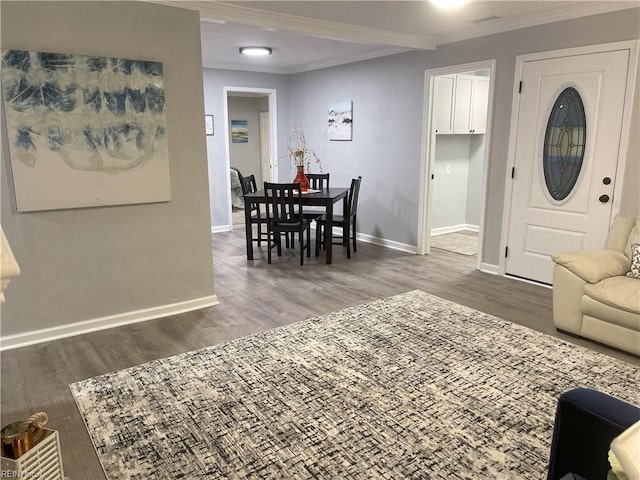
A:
431;232;478;255
70;291;638;479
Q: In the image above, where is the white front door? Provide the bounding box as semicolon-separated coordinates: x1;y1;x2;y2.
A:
506;48;631;284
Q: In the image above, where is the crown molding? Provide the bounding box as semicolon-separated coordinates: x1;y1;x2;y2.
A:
152;0;437;50
437;4;638;46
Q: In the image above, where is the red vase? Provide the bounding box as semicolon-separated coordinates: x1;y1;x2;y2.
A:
293;165;309;192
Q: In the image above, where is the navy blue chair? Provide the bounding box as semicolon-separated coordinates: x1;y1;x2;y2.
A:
547;388;640;480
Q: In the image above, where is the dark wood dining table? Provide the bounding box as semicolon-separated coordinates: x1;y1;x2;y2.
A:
243;187;349;264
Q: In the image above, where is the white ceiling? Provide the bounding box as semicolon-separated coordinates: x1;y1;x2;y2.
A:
155;1;639;74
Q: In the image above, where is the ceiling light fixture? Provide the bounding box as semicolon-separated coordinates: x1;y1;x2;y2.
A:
239;47;272;56
429;0;471;9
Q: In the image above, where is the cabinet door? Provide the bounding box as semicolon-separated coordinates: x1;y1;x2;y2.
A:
433;75;455;134
453;75;473;133
470;77;490;134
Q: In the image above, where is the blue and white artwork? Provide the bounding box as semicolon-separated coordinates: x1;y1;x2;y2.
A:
1;50;171;211
328;101;353;141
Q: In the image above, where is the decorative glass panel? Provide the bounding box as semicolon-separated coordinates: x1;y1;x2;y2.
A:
543;87;586;201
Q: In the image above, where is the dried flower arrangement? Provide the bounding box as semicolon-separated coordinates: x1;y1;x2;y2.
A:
287;123;322;172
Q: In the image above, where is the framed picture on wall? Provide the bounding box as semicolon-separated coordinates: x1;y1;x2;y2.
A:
205;114;214;135
231;120;248;143
328;101;353;141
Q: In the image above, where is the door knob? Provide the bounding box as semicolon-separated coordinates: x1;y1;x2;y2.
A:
599;194;610;203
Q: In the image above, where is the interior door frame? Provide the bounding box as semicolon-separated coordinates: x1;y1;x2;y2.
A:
499;40;639;278
223;86;278;230
417;59;497;273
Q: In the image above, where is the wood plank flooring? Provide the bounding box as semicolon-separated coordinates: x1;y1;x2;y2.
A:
2;226;637;479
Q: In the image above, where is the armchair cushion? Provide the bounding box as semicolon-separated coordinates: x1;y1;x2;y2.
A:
552;250;630;284
584;276;640;315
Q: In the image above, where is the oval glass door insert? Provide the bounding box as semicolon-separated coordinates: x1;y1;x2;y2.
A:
542;87;586;201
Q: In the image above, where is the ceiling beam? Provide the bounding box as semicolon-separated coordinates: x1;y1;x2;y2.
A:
151;1;438;50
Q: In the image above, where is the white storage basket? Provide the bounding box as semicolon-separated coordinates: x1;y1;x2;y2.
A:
1;428;65;480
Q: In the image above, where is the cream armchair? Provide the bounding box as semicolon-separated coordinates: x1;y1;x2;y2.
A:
551;214;640;355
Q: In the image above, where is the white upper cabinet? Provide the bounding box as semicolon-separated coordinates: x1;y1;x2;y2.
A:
470;76;490;134
434;74;489;135
453;75;474;134
433;75;455;134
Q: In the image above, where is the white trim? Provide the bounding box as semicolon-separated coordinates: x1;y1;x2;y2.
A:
613;41;639;216
212;225;231;233
499;40;639;277
223;86;278;230
418;59;496;278
0;295;220;351
356;233;417;254
431;224;479;236
479;263;499;275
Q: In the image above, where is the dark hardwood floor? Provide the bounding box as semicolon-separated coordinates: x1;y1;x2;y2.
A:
2;225;637;479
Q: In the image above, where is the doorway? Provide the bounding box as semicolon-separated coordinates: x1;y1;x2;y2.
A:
418;60;496;269
500;41;638;285
223;87;278;230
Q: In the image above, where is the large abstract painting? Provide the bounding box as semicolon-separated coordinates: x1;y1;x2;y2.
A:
1;50;171;212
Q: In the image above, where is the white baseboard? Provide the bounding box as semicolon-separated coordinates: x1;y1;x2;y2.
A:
212;225;231;233
357;233;417;254
479;262;499;275
431;224;479;236
0;295;220;351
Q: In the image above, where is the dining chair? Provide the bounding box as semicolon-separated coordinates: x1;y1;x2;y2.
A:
240;174;268;245
306;173;330;190
315;176;362;259
264;182;312;265
302;173;330;222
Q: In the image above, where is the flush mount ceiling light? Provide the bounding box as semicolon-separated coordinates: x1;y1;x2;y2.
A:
239;46;272;56
430;0;471;9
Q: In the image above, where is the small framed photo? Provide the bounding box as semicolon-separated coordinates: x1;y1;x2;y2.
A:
205;115;214;136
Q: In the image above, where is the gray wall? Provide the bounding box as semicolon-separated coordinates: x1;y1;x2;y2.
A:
203;69;291;229
1;2;215;336
430;135;485;232
290;52;426;245
432;135;471;231
288;8;640;264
